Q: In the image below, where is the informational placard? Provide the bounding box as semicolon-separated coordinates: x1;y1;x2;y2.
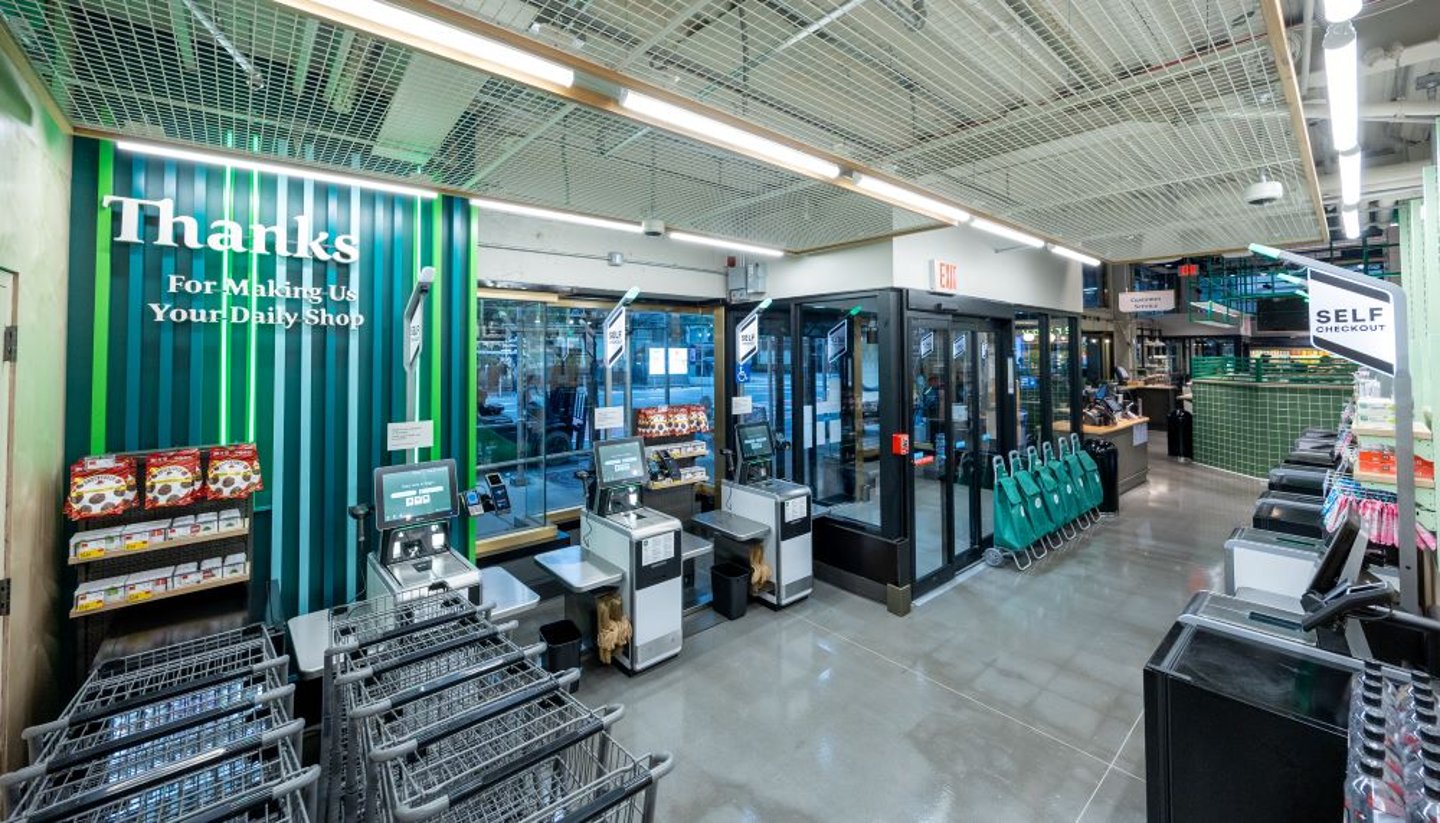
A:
387;420;434;451
1133;422;1149;446
827;320;848;363
784;497;807;522
930;258;959;293
736;363;751;384
952;334;966;360
404;312;424;372
594;405;625;430
1118;291;1177;313
919;330;935;359
736;313;760;365
732;395;754;415
604;307;626;368
641;534;675;565
647;348;666;377
1309;267;1398;375
668;347;689;375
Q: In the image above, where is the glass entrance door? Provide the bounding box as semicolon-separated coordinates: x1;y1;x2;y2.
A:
913;317;1004;594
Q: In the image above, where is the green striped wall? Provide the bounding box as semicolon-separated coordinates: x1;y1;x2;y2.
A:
65;137;478;618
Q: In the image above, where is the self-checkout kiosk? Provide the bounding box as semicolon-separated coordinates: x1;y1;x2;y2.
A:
721;421;814;607
581;437;684;672
366;459;483;603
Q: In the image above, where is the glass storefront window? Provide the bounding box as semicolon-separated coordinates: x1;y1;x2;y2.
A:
739;312;794;478
1014;316;1042;451
475;296;717;527
800;300;882;529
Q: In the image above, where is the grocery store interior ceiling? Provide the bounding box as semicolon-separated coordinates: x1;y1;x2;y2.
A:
0;0;1431;259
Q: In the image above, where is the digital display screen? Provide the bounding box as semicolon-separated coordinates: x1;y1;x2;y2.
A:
596;440;645;486
737;423;772;460
377;463;456;529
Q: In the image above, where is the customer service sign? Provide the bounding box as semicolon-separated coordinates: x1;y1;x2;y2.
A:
1308;267;1397;375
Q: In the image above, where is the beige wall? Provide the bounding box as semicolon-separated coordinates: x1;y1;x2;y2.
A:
0;39;70;769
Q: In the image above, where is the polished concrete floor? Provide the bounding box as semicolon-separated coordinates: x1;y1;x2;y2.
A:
523;444;1264;821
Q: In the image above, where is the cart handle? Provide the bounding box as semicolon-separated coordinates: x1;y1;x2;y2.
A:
521;641;546;659
648;751;676;781
252;655;289;675
254;683;295;706
992;456;1008;479
21;718;67;742
477;601;498;618
492;619;519;634
0;762;45;788
261;718;307;746
392;796;448;823
1042;441;1056;463
333;665;372;686
1071;432;1084;452
1057;438;1070;458
270;765;321;799
557;668;583;688
1008;449;1025;476
597;704;626;729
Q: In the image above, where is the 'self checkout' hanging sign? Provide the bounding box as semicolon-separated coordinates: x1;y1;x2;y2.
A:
1308;268;1398;375
736;313;760;365
604;307;627;368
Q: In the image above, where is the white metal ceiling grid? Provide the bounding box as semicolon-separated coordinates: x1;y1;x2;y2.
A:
436;0;1325;257
0;0;938;250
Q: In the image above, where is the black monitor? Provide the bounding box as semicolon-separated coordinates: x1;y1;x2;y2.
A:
373;459;459;531
736;422;774;462
1114;365;1131;383
1305;511;1367;597
594;438;646;488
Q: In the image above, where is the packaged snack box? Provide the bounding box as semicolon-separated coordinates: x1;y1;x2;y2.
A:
207;444;264;499
70;527;122;561
223;553;248;578
144;448;203;509
171;562;203;589
200;557;223;581
65;456;138;520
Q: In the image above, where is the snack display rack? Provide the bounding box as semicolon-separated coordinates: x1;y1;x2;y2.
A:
2;625;315;823
319;590;673;823
64;446;260;678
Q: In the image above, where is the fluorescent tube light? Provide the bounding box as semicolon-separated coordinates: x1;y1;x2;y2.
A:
620;91;840;180
1048;244;1101;267
1341;205;1361;239
470;197;643;233
971;217;1045;248
1323;0;1361;22
1276;272;1307;286
669;231;785;258
276;0;573;88
1338;148;1362;206
851;173;970;224
1249;243;1283;259
1323;23;1359;153
116;140;438;198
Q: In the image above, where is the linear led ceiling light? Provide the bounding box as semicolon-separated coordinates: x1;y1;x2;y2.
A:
1323;0;1361;22
275;0;574;89
1276;272;1308;286
1341;205;1361;239
669;231;785;258
1048;245;1101;267
1338;148;1362;206
1323;22;1359;153
849;173;970;225
971;217;1045;249
619;91;840;180
116;140;438;198
470;197;643;233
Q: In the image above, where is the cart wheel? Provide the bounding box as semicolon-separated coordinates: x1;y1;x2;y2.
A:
983;547;1004;567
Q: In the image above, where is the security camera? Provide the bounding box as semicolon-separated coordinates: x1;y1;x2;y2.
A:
642;219;666;237
1244;178;1284;206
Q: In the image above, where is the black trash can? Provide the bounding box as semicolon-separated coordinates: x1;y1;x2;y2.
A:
1166;405;1194;460
539;620;581;692
710;563;750;620
1085;438;1120;514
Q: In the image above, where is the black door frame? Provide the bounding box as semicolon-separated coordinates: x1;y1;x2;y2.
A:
908;311;1010;597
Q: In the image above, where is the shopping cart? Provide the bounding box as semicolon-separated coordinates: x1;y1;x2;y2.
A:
23;635;288;765
1007;451;1059;554
1039;442;1081;540
1058;436;1100;528
369;684;617;822
1025;446;1074;545
4;704;302;821
986;456;1039;570
8;739;316;823
411;738;672;823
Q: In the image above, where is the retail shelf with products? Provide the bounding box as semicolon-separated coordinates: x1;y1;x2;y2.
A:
645;441;708;460
69;573;251;618
1353;469;1435;490
68;520;250;565
645;475;708;491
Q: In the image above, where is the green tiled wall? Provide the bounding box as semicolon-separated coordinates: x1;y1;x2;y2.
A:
1193;380;1351;477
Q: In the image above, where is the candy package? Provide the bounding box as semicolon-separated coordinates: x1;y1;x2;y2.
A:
144;448;203;509
206;443;263;499
65;456;138;520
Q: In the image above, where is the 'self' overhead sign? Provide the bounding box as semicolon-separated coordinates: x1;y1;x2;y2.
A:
1308;267;1398;375
736;313;760;365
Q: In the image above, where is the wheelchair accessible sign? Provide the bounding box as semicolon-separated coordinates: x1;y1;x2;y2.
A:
1307;267;1397;375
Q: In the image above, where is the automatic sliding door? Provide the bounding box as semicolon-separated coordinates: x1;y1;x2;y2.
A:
949;328;976;565
912;321;949;582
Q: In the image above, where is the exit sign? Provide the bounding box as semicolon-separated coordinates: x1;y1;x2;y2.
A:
1179;263;1199;277
930;259;959;293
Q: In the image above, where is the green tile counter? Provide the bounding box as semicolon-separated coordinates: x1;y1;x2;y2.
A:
1193;379;1351;477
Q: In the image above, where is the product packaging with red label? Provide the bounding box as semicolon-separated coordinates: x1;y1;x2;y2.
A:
145;448;203;509
206;443;264;499
65;456;139;520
